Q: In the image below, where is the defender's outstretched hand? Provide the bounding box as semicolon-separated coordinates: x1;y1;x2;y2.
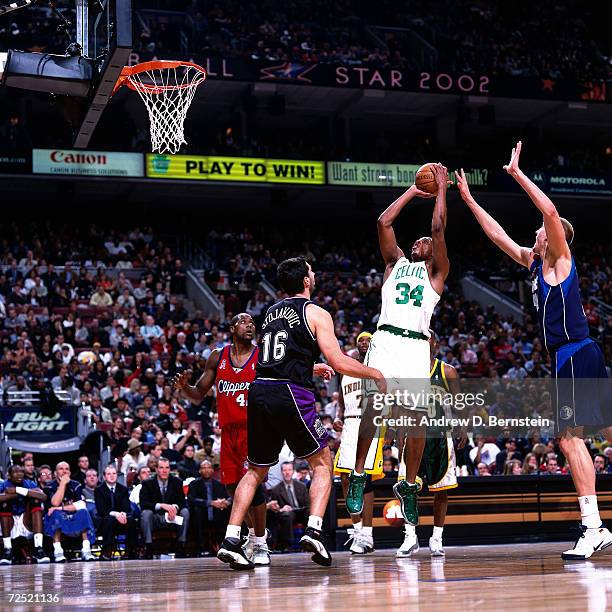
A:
455;169;473;202
503;140;522;176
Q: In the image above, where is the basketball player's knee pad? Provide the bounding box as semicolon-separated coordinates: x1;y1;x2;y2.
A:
252;484;266;506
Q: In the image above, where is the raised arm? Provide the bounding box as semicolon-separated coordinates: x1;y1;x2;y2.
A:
455;169;532;269
306;305;384;387
430;164;450;284
172;349;221;403
377;185;434;266
504;141;571;261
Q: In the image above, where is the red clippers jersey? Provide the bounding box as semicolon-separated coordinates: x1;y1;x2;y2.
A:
215;344;258;427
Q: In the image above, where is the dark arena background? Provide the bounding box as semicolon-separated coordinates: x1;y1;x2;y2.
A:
0;1;611;610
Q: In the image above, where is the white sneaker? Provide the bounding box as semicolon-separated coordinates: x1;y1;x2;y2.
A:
562;525;612;560
429;536;445;557
252;542;271;566
345;528;367;555
396;527;419;558
242;534;255;560
54;550;66;563
81;550;95;562
361;532;375;554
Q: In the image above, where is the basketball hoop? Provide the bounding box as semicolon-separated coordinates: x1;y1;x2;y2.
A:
114;60;207;154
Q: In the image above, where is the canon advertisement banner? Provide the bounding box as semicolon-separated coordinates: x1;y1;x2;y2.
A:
0;406;76;443
528;170;612;196
33;149;144;177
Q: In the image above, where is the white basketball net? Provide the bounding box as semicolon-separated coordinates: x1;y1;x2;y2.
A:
127;64;206;154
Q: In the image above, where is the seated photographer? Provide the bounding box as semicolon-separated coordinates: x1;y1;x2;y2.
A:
94;465;137;560
43;461;96;562
0;465;49;564
139;458;189;558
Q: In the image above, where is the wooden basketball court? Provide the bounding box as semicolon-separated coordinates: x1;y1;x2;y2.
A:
3;543;611;610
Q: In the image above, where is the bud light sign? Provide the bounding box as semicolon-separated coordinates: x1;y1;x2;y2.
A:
1;407;76;442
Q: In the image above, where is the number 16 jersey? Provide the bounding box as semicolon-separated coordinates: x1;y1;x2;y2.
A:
378;258;439;336
255;297;319;389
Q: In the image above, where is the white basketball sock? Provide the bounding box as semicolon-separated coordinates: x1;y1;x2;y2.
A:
404;523;416;534
255;535;267;545
307;515;323;531
82;539;91;552
578;495;601;529
3;537;11;549
352;520;363;531
53;542;63;554
225;524;242;540
433;526;444;539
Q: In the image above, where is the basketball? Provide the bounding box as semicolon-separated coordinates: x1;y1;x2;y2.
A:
415;163;438;195
383;499;405;527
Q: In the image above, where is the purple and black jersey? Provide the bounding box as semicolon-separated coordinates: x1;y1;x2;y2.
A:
256;296;319;389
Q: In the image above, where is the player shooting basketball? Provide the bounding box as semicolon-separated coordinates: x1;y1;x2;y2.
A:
347;164;451;534
456;141;612;560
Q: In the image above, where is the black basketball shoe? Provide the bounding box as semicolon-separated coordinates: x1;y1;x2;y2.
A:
300;527;332;567
33;547;50;563
217;537;255;570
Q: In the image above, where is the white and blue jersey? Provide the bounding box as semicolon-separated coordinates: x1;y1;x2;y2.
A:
530;255;610;430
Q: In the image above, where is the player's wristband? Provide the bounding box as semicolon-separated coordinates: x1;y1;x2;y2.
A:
15;486;28;496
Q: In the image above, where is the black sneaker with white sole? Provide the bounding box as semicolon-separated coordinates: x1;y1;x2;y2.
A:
0;548;12;565
300;527;332;567
217;537;255;570
33;547;50;564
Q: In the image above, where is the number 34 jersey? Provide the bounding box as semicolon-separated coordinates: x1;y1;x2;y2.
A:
216;344;258;427
255;297;319;389
378;258;440;336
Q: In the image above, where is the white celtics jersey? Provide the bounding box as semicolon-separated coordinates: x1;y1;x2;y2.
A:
378;258;439;335
340;374;363;417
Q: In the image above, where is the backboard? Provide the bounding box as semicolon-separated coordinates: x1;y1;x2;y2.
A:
0;0;132;148
73;0;133;148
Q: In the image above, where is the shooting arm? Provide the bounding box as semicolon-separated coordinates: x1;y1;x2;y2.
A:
430;166;450;281
377;188;423;264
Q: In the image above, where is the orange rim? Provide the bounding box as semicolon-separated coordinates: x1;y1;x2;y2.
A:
113;60;207;95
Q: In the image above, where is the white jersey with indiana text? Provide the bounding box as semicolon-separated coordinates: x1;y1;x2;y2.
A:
377;258;439;335
340;374;363;418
